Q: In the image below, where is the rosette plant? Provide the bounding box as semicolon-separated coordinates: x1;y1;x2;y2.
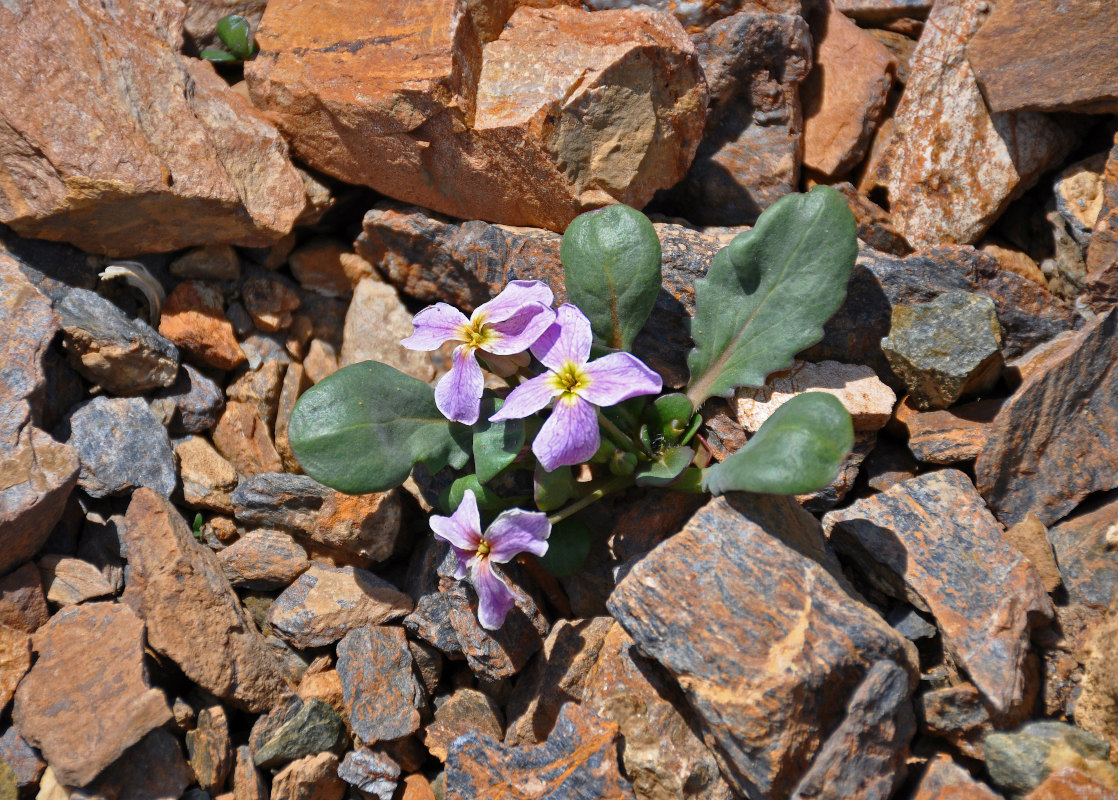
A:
289;185;859;629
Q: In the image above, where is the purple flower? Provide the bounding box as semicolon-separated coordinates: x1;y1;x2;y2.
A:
402;281;556;425
490;304;662;471
429;490;551;630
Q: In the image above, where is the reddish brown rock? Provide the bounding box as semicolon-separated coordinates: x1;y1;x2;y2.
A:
312;491;403;562
801;1;895;177
36;555;114;606
1005;513;1061;595
919;682;998;759
981;242;1048;287
219;529;310;590
274;362;308;473
446;703;635;800
76;728;194;800
911;754;1001;800
425;689;504;762
178;435;239;514
825;470;1052;714
170;244;242;281
213;400;284;477
243;278;301;333
159;282;247;371
337;626;422;746
13;603;171;786
834;0;931;21
0;0;305;255
445;573;550;681
873;0;1077;248
226;360;285;428
186;704;233;794
1086;133;1118;310
233;745;268;800
297;669;345;719
401;774;437;800
0;625;29;713
608;494;916;799
976;309;1118;527
0;564;49;633
247;0;706;232
122;488;291;712
1047;493;1118;613
303;339;339;385
270;753;345;800
832;181;910;255
1024;766;1118;800
891;397;1002;464
289;239;375;298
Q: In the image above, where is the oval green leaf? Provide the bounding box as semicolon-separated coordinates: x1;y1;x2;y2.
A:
538;518;592;577
472;396;525;484
702;392;853;496
288;361;471;494
199;47;237;62
216;14;254;59
685;186;857;406
561;205;662;351
634;445;695;487
534;464;574;512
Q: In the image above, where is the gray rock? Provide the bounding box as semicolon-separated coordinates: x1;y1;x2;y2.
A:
881;291;1004;410
232;473;331;534
337;748;400;800
150;362;225;434
887;606;937;641
66;396;177;497
0;726;44;791
337;626;422;746
56;288;179;394
984;721;1110;795
251;696;348;769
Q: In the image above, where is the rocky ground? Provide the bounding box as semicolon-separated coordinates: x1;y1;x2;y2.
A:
1;0;1118;798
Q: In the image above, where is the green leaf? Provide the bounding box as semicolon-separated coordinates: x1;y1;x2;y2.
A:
561;205;662;350
191;513;204;540
643;393;694;445
534;465;574;512
289;361;471;494
702;392;853;495
216;14;255;59
472;396;525;484
444;475;506;513
685;186;857;406
634;446;694;487
539;518;592;577
199;47;237;62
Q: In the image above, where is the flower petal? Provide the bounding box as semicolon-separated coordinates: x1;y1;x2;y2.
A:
401;303;469;351
532;394;599;471
449;547;473;580
531;304;592;373
470;558;518;630
484;508;551;563
474;280;555;325
489;373;559;422
484;303;556;355
578;352;663;407
434;346;485;425
429;489;482;551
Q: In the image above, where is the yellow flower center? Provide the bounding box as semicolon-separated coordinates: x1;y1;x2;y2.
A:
458;313;497;351
548;361;590;399
476;540;491;557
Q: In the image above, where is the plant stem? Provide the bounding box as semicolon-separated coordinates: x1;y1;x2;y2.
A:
597;410;646;457
547;474;634;525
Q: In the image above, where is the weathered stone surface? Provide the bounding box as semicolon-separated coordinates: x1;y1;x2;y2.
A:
219;530;309;590
873;0;1077;248
0;726;45;792
247;0;706;232
150;362;226;435
834;0;930;21
801;1;895;177
826;470;1052;713
665;11;811;225
977;309;1118;527
67;396;177;498
582;622;731;800
401;774;437;800
1003;512;1061;595
609;494;916;799
213;400;284;477
270;753;345;800
1024;767;1118;800
0;625;29;713
268;564;413;649
1072;594;1118;754
337;748;400;800
982;241;1049;287
919;682;997;759
504;617;613;746
340;278;434;382
0;564;48;633
985;721;1113;796
226;360;284;429
36;555;113;606
1048;493;1118;613
312;491;403;562
122;488;290;712
911;754;1001;800
337;626;422;745
303;339;339;384
170;244;242;281
1086;133;1118;311
232;473;333;534
73;727;194;800
234;745;268;800
56;289;179;395
736;359;895;433
275;362;308;473
446;703;635;800
159;281;247;371
0;0;305;255
425;689;504;762
243;278;301;334
178;435;238;514
892;397;1001;464
881;292;1004;410
12;603;171;787
289;239;374;298
186;704;233;794
250;696;347;769
832;181;910;256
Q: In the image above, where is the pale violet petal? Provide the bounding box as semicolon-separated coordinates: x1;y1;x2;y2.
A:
434;346;485;425
532;394;599;471
484;303;555;355
484;508;551;563
530;304;593;373
429;489;482;551
401;303;469;351
474;280;555;325
489;373;559;422
471;558;518;630
450;547;473;579
578;352;663;407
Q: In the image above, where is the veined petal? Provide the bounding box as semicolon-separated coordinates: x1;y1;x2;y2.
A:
532;393;599;471
449;547;473;580
401;303;470;351
470;558;518;630
484;508;551;563
531;304;592;373
429;489;482;551
484;302;556;355
434;346;485;425
474;280;555;325
578;352;663;407
489;373;559;422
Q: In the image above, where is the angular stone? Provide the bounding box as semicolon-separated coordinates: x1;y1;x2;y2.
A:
1048;493;1118;613
289;239;374;298
270;753;345;800
1025;767;1118;800
72;728;193;800
338;748;400;800
219;530;309;590
0;726;45;792
1072;599;1118;753
122;488;291;712
36;555;113;606
303;339;339;385
56;289;179;395
12;603;171;786
981;241;1049;287
873;0;1077;248
247;1;705;232
66;396;177;498
297;667;345;719
268;564;413;649
213;400;284;477
985;721;1113;796
186;704;233;794
0;564;48;633
227;361;285;429
274;362;308;473
340;278;434;382
919;682;997;759
425;689;504;762
832;181;910;256
882;291;1004;410
312;491;403;562
233;745;268;800
582;622;731;800
801;1;895;177
0;625;29;713
891;397;1001;464
250;696;347;769
825;469;1052;713
232;473;333;533
911;754;1001;800
178;435;239;514
834;0;931;21
159;281;247;371
977;309;1118;526
735;359;896;433
401;774;436;800
1004;512;1061;595
150;362;226;435
608;494;916;799
504;617;613;746
170;244;242;281
243;278;301;334
1086;133;1118;310
337;626;422;745
445;573;549;681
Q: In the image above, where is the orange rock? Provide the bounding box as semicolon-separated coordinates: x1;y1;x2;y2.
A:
242;278;300;333
1024;767;1118;800
911;754;1001;800
0;623;29;712
891;396;1001;464
289;239;374;298
159;282;246;371
400;774;437;800
313;491;403;562
212;400;284;477
980;242;1048;287
297;669;346;719
1004;513;1061;594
